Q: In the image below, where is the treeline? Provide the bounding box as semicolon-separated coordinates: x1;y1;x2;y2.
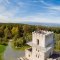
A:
0;23;60;51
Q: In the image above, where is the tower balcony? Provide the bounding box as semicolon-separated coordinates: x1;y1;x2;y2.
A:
27;41;53;52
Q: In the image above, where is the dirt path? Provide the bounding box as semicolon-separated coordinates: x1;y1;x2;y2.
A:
3;40;25;60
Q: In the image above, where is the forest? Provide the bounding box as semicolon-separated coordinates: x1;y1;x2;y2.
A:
0;23;60;51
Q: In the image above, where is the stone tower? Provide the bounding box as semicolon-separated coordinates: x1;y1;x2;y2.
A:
19;30;54;60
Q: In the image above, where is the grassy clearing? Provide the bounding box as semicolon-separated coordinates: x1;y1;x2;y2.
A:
0;45;6;60
16;44;31;51
12;44;31;51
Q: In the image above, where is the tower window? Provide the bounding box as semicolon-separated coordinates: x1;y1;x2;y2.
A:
36;48;37;51
38;50;39;52
38;55;39;58
37;39;39;45
36;54;37;57
29;54;30;57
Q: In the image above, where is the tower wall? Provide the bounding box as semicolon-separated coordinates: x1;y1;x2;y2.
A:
32;32;45;47
45;33;54;48
32;31;54;60
32;46;45;60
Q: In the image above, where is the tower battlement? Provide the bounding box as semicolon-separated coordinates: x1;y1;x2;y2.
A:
32;30;53;36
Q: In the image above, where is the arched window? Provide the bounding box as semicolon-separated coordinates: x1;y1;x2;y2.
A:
38;55;39;58
37;39;39;45
29;54;30;57
36;54;37;57
38;50;39;52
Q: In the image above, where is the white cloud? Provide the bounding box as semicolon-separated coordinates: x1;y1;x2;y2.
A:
48;6;60;11
0;5;6;13
40;0;60;11
12;13;60;23
0;0;60;23
5;0;10;4
17;2;25;8
0;12;60;23
0;15;9;23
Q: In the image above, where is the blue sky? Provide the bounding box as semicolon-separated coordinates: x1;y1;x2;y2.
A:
0;0;60;23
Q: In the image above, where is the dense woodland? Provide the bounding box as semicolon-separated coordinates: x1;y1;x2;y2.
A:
0;23;60;51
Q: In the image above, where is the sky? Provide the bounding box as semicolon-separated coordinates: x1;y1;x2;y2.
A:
0;0;60;23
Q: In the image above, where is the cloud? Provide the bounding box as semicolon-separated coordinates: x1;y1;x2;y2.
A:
0;11;60;23
0;0;60;23
40;0;60;11
40;0;52;6
49;6;60;11
0;0;27;19
5;0;10;4
0;0;29;23
13;12;60;23
0;15;9;23
17;2;25;7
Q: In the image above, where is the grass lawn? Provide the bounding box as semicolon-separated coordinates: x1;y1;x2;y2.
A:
0;45;6;60
16;45;31;51
12;44;31;51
